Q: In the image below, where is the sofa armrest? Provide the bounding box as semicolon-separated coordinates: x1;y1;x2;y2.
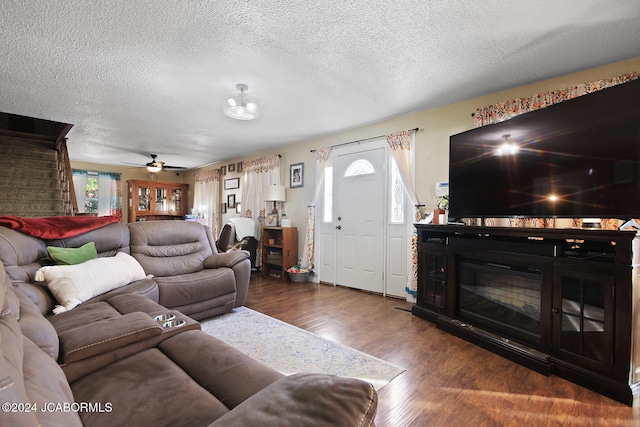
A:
203;251;251;307
203;250;249;269
208;373;377;427
13;280;55;315
57;312;162;364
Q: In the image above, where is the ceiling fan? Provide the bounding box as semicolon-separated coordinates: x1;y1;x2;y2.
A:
123;154;187;173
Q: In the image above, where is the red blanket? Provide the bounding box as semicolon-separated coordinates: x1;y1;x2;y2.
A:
0;215;121;239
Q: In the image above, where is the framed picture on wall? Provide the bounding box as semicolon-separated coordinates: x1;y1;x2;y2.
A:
227;194;236;208
221;203;227;214
228;163;235;172
290;162;304;188
237;162;243;173
220;166;226;176
224;177;240;190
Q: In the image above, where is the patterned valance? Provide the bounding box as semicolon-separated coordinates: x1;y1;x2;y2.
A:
473;71;639;127
243;154;280;174
314;147;332;162
386;130;411;151
194;168;220;183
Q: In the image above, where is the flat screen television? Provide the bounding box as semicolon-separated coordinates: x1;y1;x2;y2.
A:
448;78;640;219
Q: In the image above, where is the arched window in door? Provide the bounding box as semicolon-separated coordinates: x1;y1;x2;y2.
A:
344;159;375;177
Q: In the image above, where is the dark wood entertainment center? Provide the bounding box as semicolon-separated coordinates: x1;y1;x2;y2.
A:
413;223;640;405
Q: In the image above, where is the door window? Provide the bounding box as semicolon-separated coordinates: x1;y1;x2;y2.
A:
344;159;375;177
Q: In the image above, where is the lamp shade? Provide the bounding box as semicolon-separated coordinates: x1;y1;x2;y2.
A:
264;184;286;202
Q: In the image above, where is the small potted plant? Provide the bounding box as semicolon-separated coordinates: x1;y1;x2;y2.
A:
434;195;449;224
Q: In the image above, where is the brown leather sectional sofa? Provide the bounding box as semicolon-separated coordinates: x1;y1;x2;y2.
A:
0;220;378;426
0;220;249;319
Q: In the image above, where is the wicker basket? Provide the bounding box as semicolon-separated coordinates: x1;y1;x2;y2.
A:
288;271;310;283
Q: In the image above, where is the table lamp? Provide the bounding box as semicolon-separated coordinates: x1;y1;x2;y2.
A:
264;184;286;226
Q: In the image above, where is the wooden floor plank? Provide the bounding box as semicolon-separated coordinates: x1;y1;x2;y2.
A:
245;274;640;426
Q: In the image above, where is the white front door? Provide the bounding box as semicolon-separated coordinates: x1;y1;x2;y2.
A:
334;148;385;292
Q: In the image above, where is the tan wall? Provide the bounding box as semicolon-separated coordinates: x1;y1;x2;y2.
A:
69;161;188;222
184;57;640;253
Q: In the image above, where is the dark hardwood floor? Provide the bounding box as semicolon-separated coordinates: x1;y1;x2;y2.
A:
245;273;640;426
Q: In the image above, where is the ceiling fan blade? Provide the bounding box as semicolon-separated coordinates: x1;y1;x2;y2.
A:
120;155;185;171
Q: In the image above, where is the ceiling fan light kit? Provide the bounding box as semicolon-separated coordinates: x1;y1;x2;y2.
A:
146;163;163;173
120;154;187;173
146;154;165;173
223;83;260;120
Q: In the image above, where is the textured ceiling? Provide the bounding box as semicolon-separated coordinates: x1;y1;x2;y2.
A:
1;0;640;169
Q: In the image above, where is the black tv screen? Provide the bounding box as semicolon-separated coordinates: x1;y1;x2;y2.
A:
449;78;640;219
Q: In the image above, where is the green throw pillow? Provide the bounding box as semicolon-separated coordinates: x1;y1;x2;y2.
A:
47;242;98;265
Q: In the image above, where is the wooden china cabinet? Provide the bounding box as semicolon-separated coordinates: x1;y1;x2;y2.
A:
127;180;189;222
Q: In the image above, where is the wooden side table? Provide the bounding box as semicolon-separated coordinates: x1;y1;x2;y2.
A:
262;227;297;281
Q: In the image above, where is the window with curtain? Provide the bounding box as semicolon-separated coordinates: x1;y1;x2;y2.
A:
240;154;281;268
240;154;281;224
193;169;220;237
72;169;122;218
386;130;421;301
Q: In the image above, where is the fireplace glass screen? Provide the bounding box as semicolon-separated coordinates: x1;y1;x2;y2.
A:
458;259;543;346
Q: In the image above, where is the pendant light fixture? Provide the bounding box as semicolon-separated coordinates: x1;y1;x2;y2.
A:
494;134;519;156
223;83;260;120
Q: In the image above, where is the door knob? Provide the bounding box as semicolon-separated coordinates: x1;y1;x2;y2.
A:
336;225;342;230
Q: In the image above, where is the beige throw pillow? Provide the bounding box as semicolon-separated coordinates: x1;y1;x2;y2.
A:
35;252;148;314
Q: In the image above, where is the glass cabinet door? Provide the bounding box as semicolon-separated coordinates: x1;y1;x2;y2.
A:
170;187;183;212
418;246;447;311
553;268;613;374
137;186;151;211
155;185;167;212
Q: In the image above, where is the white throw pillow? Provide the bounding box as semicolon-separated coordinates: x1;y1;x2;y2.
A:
35;252;148;314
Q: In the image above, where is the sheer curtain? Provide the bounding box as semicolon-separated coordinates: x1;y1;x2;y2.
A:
386;130;421;302
241;154;281;222
301;147;331;273
193;169;220;237
240;154;281;266
71;169;88;213
97;172;122;218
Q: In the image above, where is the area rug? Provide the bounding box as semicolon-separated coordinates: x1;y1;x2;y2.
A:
200;307;405;390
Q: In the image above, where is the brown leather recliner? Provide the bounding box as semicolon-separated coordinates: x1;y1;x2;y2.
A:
128;220;251;320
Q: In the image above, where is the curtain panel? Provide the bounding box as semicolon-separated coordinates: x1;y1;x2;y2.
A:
71;169;88;214
473;71;639;127
302;147;332;273
240;154;281;267
386;131;421;302
241;154;281;222
97;172;122;218
194;168;221;238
